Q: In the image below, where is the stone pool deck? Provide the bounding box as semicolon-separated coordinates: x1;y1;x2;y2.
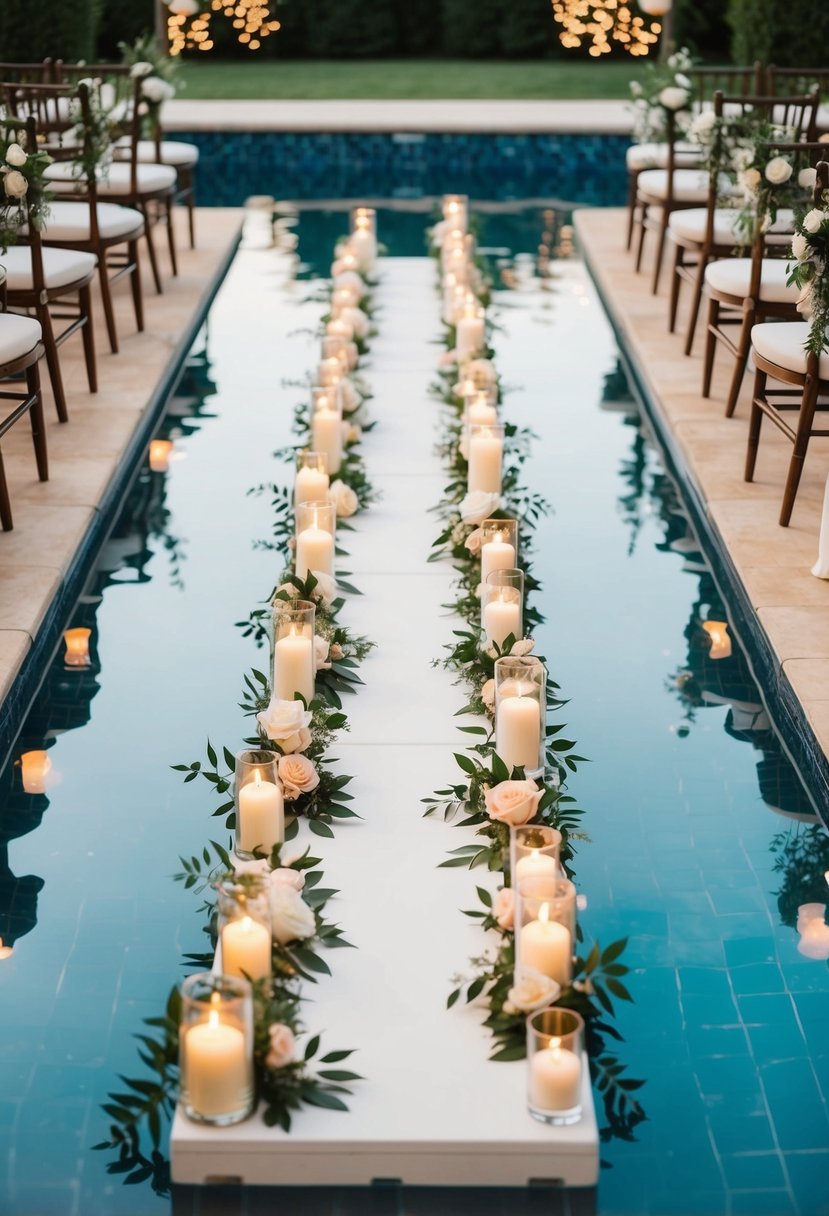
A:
575;208;829;804
0;207;241;725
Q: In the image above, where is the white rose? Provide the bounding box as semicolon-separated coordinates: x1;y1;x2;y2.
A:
481;678;496;710
265;1022;296;1069
797;283;813;318
629;81;642;98
310;570;337;605
764;157;792;185
338;377;358;412
791;232;809;260
798;167;817;189
507;969;561;1013
5;143;27;167
141;76;175;104
3;170;28;199
270;866;305;891
129;61;154;78
329;478;358;518
659;86;689;111
465;357;497;385
674;72;691;89
314;634;331;670
459;490;502;525
510;638;535;657
269;883;316;944
256;698;313;753
493;887;514;930
803;208;826;234
341;306;369;339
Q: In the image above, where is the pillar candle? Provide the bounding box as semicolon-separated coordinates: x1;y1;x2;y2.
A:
467;400;499;427
274;629;314;702
311;409;342;476
20;750;51;795
481;536;516;585
296;526;335;580
515;849;559;883
349;229;376;272
483;596;521;648
456;313;485;361
221;916;272;982
520;912;571;985
529;1041;581;1112
496;694;541;772
468;429;503;495
238;773;284;854
185;1013;249;1118
295;465;330;506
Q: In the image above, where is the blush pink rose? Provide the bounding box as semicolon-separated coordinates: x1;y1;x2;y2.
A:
493;887;514;930
278;753;320;800
484;779;542;827
265;1023;296;1070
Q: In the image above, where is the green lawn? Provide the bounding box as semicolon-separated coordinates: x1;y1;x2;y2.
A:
177;59;634;101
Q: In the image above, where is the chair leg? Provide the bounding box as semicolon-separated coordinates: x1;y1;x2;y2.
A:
128;241;145;333
724;302;754;419
780;375;820;527
98;253;120;355
27;363;48;483
38;305;68;424
186;183;196;250
165;198;179;278
0;448;12;531
683;256;708;357
745;367;767;483
140;202;163;295
625;170;638;251
79;284;98;394
701;296;719;398
650;210;670;295
634;201;648;273
668;242;684;333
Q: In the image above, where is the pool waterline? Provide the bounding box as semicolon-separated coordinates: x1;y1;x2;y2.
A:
0;206;827;1216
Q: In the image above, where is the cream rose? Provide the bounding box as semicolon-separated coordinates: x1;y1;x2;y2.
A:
314;634;331;671
506;970;560;1014
464;357;498;385
329;479;359;518
4;170;28;199
481;678;495;710
510;638;535;657
764;156;792;185
332;270;366;298
797;283;813;318
459;489;502;525
129;60;154;78
330;641;344;660
740;167;761;192
233;857;272;879
339;378;358;412
791;232;809;260
278;753;320;800
270;866;305;892
465;527;483;555
341;306;369;339
5;143;27;167
310;570;337;606
493;887;514;930
803;208;826;234
798;166;817;190
257;698;313;754
269;883;316;944
659;86;688;111
266;1022;296;1070
484;779;543;827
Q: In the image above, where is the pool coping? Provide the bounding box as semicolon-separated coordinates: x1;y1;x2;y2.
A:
0;218;242;765
574;208;829;821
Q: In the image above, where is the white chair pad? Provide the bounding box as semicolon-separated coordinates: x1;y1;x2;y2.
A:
752;322;829;379
638;168;710;203
705;258;798;304
114;139;199;168
2;246;98;293
46;160;177;196
626;141;702;171
668;207;795;247
0;313;42;365
40;201;145;243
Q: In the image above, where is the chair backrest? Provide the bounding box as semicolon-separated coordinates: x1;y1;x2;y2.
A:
768;66;829;139
0;61;56;84
689;64;764;111
53;62;147;194
0;113;48;290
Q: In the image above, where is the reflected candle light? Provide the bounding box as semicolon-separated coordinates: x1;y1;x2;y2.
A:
63;627;91;667
20;750;51;794
0;936;13;961
702;620;732;660
149;439;173;472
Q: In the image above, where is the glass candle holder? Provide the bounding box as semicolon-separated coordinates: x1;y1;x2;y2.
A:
351;206;376;237
516;875;576;987
234;749;284;858
495;655;546;776
326;315;354;342
456;300;485;362
316;357;344;388
442;194;468;230
272;599;315;703
332;285;360;312
295;451;330;507
526;1007;584;1126
467;424;504;496
296;500;336;581
217;876;273;983
482;569;524;650
20;749;51;795
512;824;562;885
180;972;255;1126
480;519;518;586
463;393;499;432
63;627;92;668
311;388;343;477
322;335;358;371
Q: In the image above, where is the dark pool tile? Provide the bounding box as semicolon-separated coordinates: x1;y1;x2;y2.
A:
782;1150;829;1213
721;1151;787;1190
671;939;728;967
678;966;732;998
687;1024;751;1058
762;1060;829;1151
706;1109;776;1155
725;937;779;968
746;1020;809;1063
729;1191;798;1215
681;991;741;1027
37;1025;108;1067
731;964;787;997
669;911;721;942
693;1053;763;1097
780;958;829;996
710;887;770;917
644;1189;728;1215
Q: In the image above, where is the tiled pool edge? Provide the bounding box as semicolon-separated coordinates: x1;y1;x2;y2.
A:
575;211;829;821
0;222;242;766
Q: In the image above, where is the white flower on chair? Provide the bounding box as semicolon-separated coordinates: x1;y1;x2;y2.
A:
5;144;27;168
764;157;793;186
658;86;689;111
3;170;28;199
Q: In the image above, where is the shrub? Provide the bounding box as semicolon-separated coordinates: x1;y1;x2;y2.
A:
727;0;829;66
0;0;99;62
96;0;155;60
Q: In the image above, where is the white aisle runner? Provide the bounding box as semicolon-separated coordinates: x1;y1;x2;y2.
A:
172;257;599;1187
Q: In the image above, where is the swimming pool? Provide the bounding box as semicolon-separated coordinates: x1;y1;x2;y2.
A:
0;205;827;1216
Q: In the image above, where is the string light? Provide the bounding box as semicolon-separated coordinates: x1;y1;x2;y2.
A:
551;1;662;57
166;0;281;55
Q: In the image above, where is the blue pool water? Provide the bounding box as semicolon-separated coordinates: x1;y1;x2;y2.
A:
0;205;827;1216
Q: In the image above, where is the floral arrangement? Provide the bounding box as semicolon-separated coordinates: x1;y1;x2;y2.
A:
628;46;695;145
120;34;180;130
0;131;51;252
426;207;645;1137
787;167;829;356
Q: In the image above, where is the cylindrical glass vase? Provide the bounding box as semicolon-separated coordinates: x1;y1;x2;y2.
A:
526;1007;584;1126
463;392;499;430
295;500;336;581
322;334;358;371
467;424;504;495
480;519;518;586
482;569;524;650
516;874;576;987
310;387;343;477
235;748;284;859
494;655;546;777
295;451;330;507
512;824;562;885
316;357;344;388
217;876;272;984
442;194;468;231
179;972;255;1126
272;598;315;703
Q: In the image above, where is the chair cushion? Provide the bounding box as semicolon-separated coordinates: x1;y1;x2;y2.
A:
45;160;177;196
705;258;798;304
668;207;795;248
114;139;199;168
39;200;145;243
637;168;711;203
0;313;42;365
1;246;98;293
626;141;702;171
752;322;829;379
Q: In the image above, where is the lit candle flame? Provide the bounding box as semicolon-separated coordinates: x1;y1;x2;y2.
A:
539;902;550;924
